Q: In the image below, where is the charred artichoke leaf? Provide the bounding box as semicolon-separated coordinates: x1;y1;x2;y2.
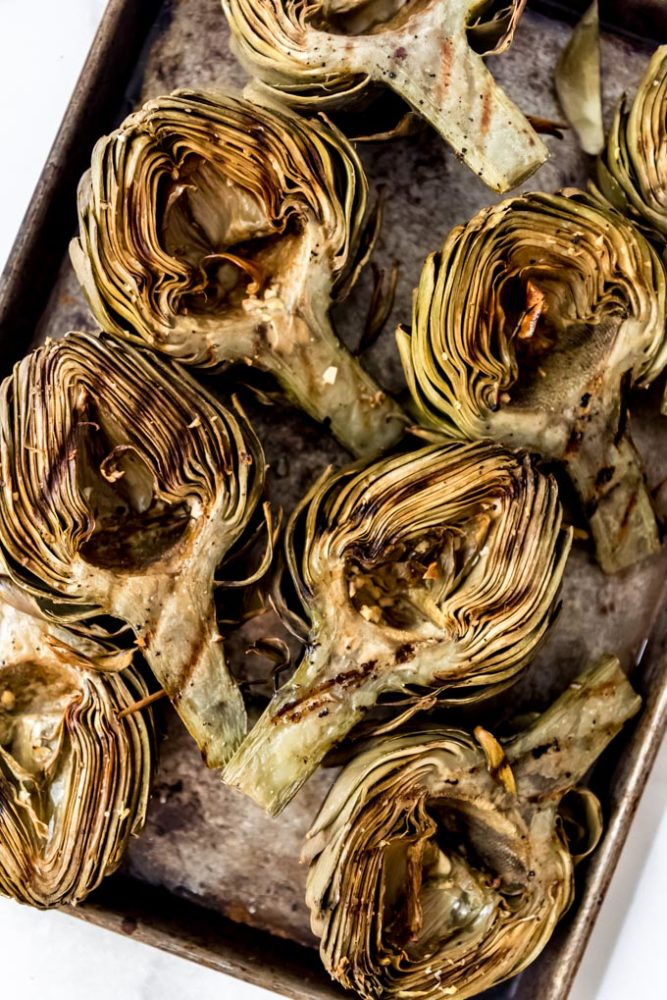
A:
70;90;405;458
223;440;570;814
555;1;603;155
222;1;547;193
304;654;640;1000
0;584;155;907
593;46;667;239
0;332;265;768
398;189;667;574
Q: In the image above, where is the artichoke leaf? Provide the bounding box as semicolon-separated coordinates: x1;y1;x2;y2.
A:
223;440;570;814
398;189;667;573
0;584;155;907
0;332;265;768
71;90;405;458
304;654;640;999
555;1;604;155
222;0;547;192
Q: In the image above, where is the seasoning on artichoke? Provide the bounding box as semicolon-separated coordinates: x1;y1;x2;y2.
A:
398;189;667;574
0;332;265;768
70;90;405;458
304;654;640;1000
221;1;548;193
223;440;571;814
593;46;667;239
0;580;155;908
554;1;603;155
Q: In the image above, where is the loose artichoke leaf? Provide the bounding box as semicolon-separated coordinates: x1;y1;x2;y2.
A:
303;654;639;1000
223;441;571;814
222;0;547;192
0;592;155;908
555;1;604;155
71;90;406;458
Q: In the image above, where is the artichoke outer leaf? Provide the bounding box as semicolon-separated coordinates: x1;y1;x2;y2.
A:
555;1;604;155
303;654;640;1000
223;439;570;814
222;0;548;192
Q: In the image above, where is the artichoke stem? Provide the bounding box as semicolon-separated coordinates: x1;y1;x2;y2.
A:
223;629;385;814
265;310;406;457
508;654;641;799
326;5;547;192
116;574;247;769
566;423;659;574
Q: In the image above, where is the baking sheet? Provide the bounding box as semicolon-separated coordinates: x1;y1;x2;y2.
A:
2;1;666;998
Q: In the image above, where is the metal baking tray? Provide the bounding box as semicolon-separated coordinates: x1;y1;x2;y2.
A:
1;2;666;998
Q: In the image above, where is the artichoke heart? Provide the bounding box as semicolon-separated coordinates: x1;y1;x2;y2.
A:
223;440;570;814
304;654;640;1000
0;332;265;768
593;46;667;240
398;189;667;574
70;90;405;458
0;580;155;908
222;0;547;192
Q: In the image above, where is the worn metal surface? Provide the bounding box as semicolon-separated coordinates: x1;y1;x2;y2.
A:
3;1;667;999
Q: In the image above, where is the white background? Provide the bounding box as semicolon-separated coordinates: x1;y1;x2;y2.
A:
0;2;665;997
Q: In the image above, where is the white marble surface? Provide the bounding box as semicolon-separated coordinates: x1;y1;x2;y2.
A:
0;2;665;998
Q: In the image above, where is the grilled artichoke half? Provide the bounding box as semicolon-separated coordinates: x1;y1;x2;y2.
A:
222;0;547;193
304;655;640;1000
0;580;155;908
70;90;405;458
398;190;667;574
223;441;570;814
594;46;667;239
0;332;265;768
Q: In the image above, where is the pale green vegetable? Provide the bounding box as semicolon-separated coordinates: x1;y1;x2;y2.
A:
304;655;640;1000
594;46;667;239
0;332;266;768
223;440;570;814
555;1;603;155
0;581;155;907
399;189;667;573
71;90;405;458
222;0;547;192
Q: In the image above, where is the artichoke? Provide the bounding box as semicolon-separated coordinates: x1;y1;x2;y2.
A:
222;1;548;192
0;332;265;768
594;46;667;239
0;580;155;907
223;440;570;814
70;90;405;458
304;654;640;1000
398;190;667;574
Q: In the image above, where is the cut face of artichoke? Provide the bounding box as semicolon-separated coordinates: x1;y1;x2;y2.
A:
70;90;405;458
223;441;570;814
222;0;547;192
304;655;640;999
594;46;667;239
0;332;265;768
398;189;667;574
0;582;155;908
